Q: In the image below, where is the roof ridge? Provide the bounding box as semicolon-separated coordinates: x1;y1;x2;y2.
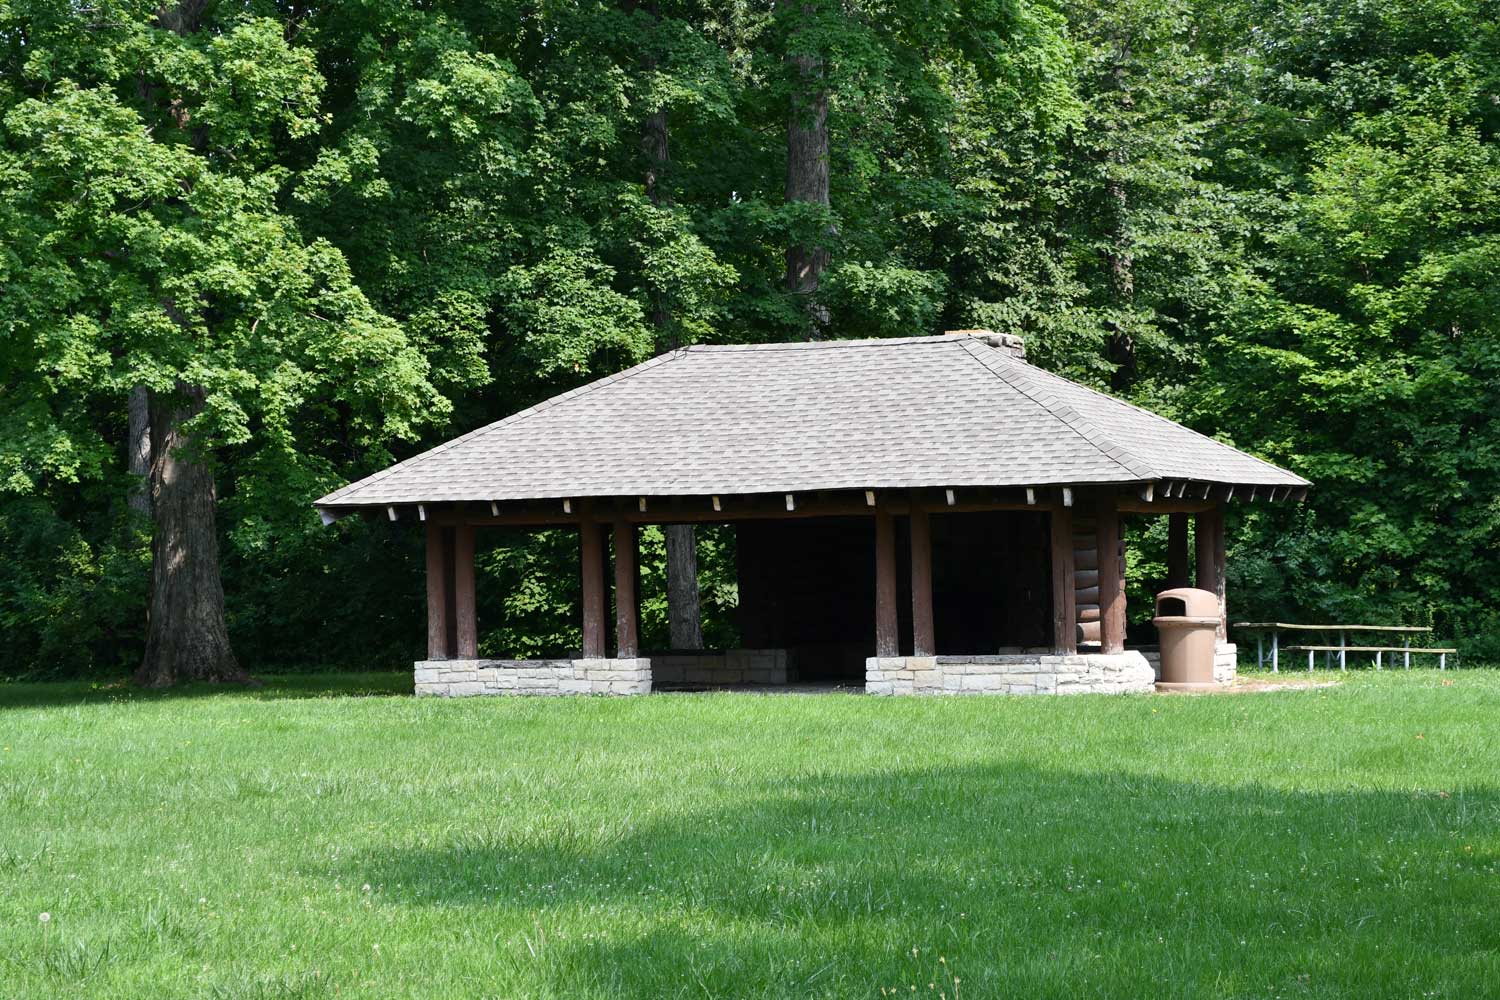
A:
316;348;690;507
956;339;1160;481
685;336;960;352
991;349;1311;485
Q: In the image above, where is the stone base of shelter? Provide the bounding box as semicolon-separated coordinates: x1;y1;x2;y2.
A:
865;651;1155;695
650;649;789;687
414;658;651;697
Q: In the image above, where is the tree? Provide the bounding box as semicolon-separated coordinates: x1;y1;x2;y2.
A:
1187;0;1500;651
0;6;453;684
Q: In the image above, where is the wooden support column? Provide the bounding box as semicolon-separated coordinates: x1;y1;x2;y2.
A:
580;520;606;658
909;504;935;657
425;522;452;660
1050;506;1077;654
1195;505;1226;639
613;519;639;658
453;523;478;658
874;507;899;657
1166;513;1189;589
1095;495;1125;655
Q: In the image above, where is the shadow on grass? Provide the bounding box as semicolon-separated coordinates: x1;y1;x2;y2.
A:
339;761;1499;996
0;671;412;709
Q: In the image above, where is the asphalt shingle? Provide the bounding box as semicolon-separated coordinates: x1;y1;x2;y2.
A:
315;334;1307;509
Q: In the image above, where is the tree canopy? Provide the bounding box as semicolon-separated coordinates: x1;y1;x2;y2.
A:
1;0;1495;677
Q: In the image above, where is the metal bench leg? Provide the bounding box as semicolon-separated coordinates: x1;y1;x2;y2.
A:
1339;631;1346;672
1258;635;1264;669
1440;653;1446;670
1404;637;1410;669
1272;631;1278;673
1375;650;1382;670
1308;649;1314;672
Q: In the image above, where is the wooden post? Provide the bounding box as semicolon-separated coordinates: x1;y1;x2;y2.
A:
1050;506;1077;654
613;519;639;658
1095;495;1125;654
425;522;452;660
580;520;606;658
874;507;899;657
1167;513;1189;589
910;504;935;657
453;523;478;658
1195;505;1226;639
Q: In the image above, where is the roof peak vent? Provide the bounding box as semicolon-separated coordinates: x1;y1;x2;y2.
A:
943;329;1025;360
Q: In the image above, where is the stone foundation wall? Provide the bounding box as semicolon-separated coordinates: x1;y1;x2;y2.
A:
1214;642;1238;684
865;651;1155;696
414;658;651;696
650;649;789;686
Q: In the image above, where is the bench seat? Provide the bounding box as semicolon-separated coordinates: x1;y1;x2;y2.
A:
1281;645;1456;654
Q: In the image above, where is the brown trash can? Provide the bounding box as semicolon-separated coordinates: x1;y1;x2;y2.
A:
1153;588;1220;692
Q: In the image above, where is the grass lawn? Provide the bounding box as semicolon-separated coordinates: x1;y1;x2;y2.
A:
1;670;1497;999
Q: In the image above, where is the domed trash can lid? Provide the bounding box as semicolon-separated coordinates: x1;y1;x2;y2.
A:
1153;587;1220;623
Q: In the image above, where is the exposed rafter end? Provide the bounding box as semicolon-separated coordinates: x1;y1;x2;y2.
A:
490;501;500;516
418;504;427;521
387;506;398;522
638;497;648;512
945;489;956;506
1138;483;1155;503
712;495;722;512
1026;488;1036;505
1061;487;1073;507
784;493;796;511
562;499;572;514
865;490;876;507
318;508;345;526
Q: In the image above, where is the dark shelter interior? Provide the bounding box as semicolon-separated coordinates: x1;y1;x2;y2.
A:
735;511;1053;682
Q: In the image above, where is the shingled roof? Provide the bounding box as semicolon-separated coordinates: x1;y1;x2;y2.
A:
315;333;1306;512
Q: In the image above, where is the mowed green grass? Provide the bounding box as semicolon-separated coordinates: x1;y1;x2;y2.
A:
1;671;1497;999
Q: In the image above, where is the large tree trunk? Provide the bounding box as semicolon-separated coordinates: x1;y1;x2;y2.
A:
785;45;831;338
1105;34;1136;391
135;384;246;686
127;385;152;517
637;12;704;649
665;524;703;649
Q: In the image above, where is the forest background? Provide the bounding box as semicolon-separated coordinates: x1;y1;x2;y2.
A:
3;0;1497;678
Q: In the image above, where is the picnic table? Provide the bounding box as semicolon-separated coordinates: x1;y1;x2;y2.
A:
1231;622;1455;672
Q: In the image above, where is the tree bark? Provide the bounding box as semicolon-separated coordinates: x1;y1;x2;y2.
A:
785;42;831;338
665;524;703;649
637;9;704;649
135;384;246;686
127;385;152;517
1104;34;1136;391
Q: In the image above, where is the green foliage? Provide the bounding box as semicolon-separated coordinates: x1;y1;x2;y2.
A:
1;0;1497;672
